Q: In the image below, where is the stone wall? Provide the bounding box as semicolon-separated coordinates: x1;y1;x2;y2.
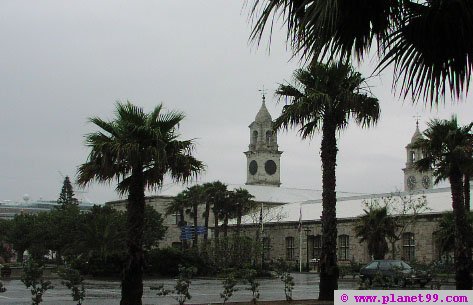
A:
107;196;444;265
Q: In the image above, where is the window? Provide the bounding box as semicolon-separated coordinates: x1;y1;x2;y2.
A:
252;131;258;144
265;131;273;145
338;235;349;260
410;151;416;162
313;235;322;259
174;213;180;225
263;237;271;261
286;237;295;260
379;261;390;270
402;232;415;261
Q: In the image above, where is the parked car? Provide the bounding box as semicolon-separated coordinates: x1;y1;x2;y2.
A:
359;260;432;287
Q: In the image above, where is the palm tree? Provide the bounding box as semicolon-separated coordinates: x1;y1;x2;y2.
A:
228;188;255;236
273;62;379;300
220;197;234;238
80;206;126;261
77;102;203;305
249;0;473;104
183;185;204;248
435;212;455;259
413;116;473;289
166;193;187;227
204;181;228;241
354;206;398;260
165;192;190;249
201;182;217;242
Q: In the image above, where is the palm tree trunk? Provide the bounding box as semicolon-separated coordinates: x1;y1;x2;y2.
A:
179;207;187;250
236;205;242;236
204;203;210;241
213;210;219;240
464;174;470;211
193;204;198;248
318;121;339;301
201;202;210;256
179;207;185;226
121;166;145;305
213;209;220;264
450;170;473;290
223;215;229;238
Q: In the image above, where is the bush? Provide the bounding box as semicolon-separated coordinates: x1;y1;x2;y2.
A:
86;254;125;277
146;247;213;276
1;265;11;279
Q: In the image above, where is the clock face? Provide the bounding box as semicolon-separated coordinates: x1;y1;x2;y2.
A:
249;160;258;175
265;160;277;175
422;176;431;189
407;176;417;190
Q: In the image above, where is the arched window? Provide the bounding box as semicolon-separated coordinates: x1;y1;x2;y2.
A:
252;130;258;144
338;235;350;260
410;151;416;162
286;236;295;260
266;130;272;145
402;232;415;261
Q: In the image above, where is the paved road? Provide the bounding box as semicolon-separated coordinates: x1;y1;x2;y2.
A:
0;273;451;305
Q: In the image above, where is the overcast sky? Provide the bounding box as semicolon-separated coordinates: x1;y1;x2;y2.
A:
1;1;472;204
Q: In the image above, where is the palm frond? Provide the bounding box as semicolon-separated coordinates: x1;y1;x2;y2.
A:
77;101;204;195
377;0;473;104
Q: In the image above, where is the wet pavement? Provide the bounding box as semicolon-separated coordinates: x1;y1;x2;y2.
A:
0;273;452;305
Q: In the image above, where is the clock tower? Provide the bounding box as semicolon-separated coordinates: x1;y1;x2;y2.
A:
403;122;433;192
245;95;282;186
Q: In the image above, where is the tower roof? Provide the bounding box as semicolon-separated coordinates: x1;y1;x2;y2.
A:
410;122;423;143
254;96;272;123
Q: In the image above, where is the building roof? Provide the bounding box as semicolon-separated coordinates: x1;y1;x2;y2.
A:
156;183;325;205
254;99;272;123
237;186;457;225
409;123;423;144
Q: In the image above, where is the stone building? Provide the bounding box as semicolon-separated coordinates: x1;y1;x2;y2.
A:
106;97;461;267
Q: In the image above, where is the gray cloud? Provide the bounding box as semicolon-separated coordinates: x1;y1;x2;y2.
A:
0;1;470;203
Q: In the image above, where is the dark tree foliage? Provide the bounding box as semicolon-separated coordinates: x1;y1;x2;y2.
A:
354;206;398;260
413;117;473;289
7;214;36;263
47;205;82;263
250;0;473;104
57;176;78;208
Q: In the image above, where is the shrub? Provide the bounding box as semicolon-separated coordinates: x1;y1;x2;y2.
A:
21;259;53;305
153;264;195;305
146;247;212;276
58;266;85;305
86;254;124;277
220;272;238;305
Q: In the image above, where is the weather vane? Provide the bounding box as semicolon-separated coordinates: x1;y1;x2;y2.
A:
413;114;421;128
258;86;267;101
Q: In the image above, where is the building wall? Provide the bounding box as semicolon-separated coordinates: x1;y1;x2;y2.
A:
107;195;217;248
237;215;442;267
107;196;443;265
